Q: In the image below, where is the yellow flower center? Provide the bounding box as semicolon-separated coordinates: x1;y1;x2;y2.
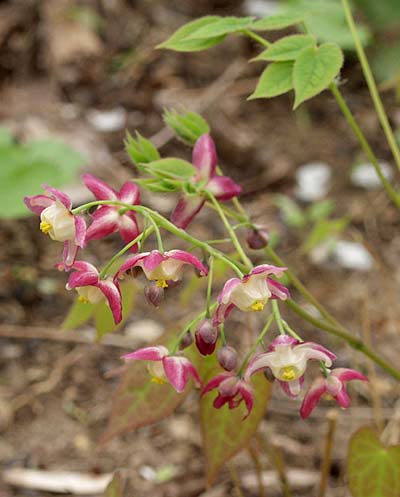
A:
40;221;52;234
251;301;265;311
281;366;297;381
322;393;334;401
156;279;168;288
151;376;167;385
78;295;90;304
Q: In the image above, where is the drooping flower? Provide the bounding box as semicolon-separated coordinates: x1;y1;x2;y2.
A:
24;185;86;268
64;261;122;324
115;249;208;289
195;319;218;356
171;134;242;229
214;265;289;325
82;173;140;251
245;335;336;397
202;371;254;419
121;346;201;393
300;368;368;418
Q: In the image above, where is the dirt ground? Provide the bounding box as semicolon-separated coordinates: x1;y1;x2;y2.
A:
0;1;399;496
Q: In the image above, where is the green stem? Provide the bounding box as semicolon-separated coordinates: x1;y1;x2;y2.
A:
341;0;400;175
330;83;400;208
145;214;164;252
206;256;214;318
242;29;271;48
207;192;253;270
272;300;285;335
286;299;400;381
282;320;302;341
99;227;153;278
239;314;274;375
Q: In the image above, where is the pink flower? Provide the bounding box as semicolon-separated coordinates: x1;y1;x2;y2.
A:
202;371;254;419
65;261;122;324
121;346;201;393
245;335;336;397
115;249;208;288
82;173;140;251
214;265;289;325
24;185;86;268
300;368;368;418
171;134;242;228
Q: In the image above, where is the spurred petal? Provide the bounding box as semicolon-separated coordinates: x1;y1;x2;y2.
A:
115;252;149;279
163;356;201;393
267;279;290;300
213;394;231;409
249;264;287;279
278;377;304;397
24;194;53;215
86;206;119;241
334;385;351;408
122;345;169;361
62;241;79;269
332;368;368;383
192;134;217;180
238;381;254;419
97;279;123;324
74;216;87;248
171;194;205;229
300;377;327;418
167;249;208;276
119;213;140;251
43;185;72;209
82;173;118;201
207;175;242;201
141;251;166;271
201;372;235;397
119;181;140;205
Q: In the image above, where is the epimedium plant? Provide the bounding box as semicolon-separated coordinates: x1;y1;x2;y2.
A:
25;1;400;493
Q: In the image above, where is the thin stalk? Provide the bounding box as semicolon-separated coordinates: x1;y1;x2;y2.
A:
242;29;271;48
239;314;274;375
318;410;338;497
272;300;285;335
341;0;400;174
248;442;266;497
330;83;400;208
206;256;214;318
145;214;164;252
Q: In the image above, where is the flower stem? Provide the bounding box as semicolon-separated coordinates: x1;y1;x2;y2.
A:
242;29;271;48
239;314;274;376
272;300;285;335
206;256;214;318
341;0;400;175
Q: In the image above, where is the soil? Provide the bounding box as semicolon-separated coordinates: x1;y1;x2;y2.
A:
0;1;399;496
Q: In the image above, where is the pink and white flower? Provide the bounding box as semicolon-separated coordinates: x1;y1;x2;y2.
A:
24;185;86;268
202;371;254;419
116;249;208;288
171;134;242;229
300;368;368;418
65;261;122;324
245;335;336;397
82;173;140;251
214;265;289;325
121;346;201;393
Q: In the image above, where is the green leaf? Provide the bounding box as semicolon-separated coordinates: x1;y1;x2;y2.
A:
201;369;271;484
134;178;180;193
157;16;226;52
103;472;125;497
251;12;306;31
125;131;160;165
302;217;349;252
249;61;294;99
253;35;316;62
347;427;400;497
62;299;96;330
163;109;210;145
293;43;343;108
100;333;192;444
186;16;254;39
143;158;196;180
274;194;306;228
306;199;334;222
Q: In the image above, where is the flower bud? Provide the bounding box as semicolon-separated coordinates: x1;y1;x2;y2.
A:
217;346;238;371
246;227;269;250
163;109;210;145
179;331;193;350
144;284;164;307
195;319;218;356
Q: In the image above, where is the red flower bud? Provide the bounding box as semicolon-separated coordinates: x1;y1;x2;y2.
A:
217;346;238;371
195;319;218;356
246;227;269;250
144;284;164;307
179;331;193;350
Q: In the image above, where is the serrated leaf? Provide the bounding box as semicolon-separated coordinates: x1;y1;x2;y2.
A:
100;333;192;444
62;299;96;330
103;471;125;497
157;16;226;52
347;427;400;497
186;16;254;39
293;43;343;108
249;61;294;99
254;35;315;62
201;371;271;484
143;158;196;180
251;12;305;31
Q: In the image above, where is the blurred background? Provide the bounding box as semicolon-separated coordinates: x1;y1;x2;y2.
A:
0;0;399;496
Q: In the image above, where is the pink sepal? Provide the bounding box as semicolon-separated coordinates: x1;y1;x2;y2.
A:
201;372;234;396
333;368;368;383
62;241;79;269
171;194;205;229
278;376;304;398
122;345;169;362
192;134;217;180
43;184;72;209
24;194;53;215
82;173;117;200
97;279;123;324
267;335;299;351
119;182;140;204
119;214;140;251
167;249;208;276
67;270;99;289
247;264;287;279
207;175;242;201
163;356;202;393
268;279;290;300
141;251;166;271
74;216;87;248
85;207;119;241
300;378;326;419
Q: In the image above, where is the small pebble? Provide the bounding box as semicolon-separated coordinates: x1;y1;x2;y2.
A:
351;161;393;190
295;162;331;202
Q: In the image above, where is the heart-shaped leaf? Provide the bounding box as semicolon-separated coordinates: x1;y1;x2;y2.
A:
248;61;294;99
254;35;315;62
347;427;400;497
293;43;343;108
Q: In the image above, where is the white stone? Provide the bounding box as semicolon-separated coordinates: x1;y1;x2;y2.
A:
86;107;126;132
243;0;279;17
351;161;393;190
295;162;331;202
332;240;373;271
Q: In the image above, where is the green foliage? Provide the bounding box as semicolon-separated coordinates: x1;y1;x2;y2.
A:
274;194;307;228
163;109;210;145
354;0;400;30
62;299;96;329
347;427;400;497
251;11;306;31
293;43;343;108
249;61;294;99
103;472;125;497
125;131;160;165
185;16;254;39
301;217;349;252
254;35;316;61
140;158;196;180
0;129;85;219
